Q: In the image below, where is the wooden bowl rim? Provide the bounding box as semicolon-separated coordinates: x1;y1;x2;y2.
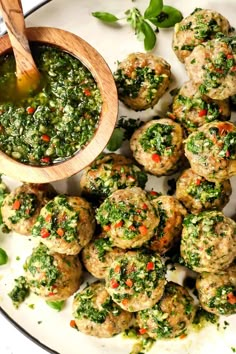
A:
0;26;118;183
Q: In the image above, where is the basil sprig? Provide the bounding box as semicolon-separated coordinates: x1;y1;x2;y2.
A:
92;0;182;51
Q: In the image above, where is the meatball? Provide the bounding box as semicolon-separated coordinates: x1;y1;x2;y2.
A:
196;265;236;316
173;8;231;63
180;211;236;272
185;121;236;182
147;195;187;254
176;168;232;214
130;118;184;176
72;281;133;337
114;52;171;111
105;251;166;312
1;183;55;235
81;233;125;279
80;153;147;202
24;243;82;300
137;282;195;339
32;195;95;255
96;187;159;249
171;81;230;133
185;37;236;100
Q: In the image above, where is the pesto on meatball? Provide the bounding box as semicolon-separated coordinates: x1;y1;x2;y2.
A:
185;121;236;182
105;251;166;312
171;81;230;133
24;243;82;301
147;195;187;254
81;233;125;279
114;52;171;111
130;118;184;176
80;153;147;202
173;8;231;63
196;265;236;316
176;168;232;214
1;183;55;235
180;211;236;273
96;187;159;249
32;195;95;255
137;282;195;339
72;281;133;337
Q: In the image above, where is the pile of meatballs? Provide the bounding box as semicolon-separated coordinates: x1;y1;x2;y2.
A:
2;7;236;344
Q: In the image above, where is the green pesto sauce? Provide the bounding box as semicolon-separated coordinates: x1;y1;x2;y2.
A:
109;252;165;299
24;243;60;289
32;195;79;243
8;192;38;224
192;307;219;329
0;45;102;166
114;66;164;103
74;285;121;324
8;276;30;308
139;123;174;156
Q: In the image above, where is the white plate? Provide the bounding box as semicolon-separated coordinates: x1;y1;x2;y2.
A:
0;0;236;353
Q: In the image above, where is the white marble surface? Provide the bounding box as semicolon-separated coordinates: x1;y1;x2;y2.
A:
0;2;49;353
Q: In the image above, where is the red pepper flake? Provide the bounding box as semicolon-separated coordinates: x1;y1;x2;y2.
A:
83;88;91;96
26;106;35;114
139;328;147;335
227;292;236;305
103;224;111;232
198;109;207;117
226;150;230;158
146;262;154;271
41;156;51;164
110;279;119;289
152;153;161;163
41;134;51;142
56;228;64;237
114;220;123;228
121;298;129;306
195;178;201;186
12;200;21;210
114;265;121;273
40;228;50;238
139;225;148;235
125;278;133;288
70;320;77;328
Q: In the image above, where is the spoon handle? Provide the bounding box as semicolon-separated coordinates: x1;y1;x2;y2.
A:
0;0;40;90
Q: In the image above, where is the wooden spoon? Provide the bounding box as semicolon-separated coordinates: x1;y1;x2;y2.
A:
0;0;40;96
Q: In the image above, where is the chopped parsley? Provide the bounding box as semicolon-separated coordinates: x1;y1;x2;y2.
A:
8;276;30;308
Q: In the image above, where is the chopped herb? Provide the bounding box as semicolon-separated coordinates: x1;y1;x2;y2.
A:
46;300;65;311
8;276;30;308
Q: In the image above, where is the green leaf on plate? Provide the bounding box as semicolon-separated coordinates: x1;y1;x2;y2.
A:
144;0;163;19
148;5;183;28
92;11;119;23
46;300;65;311
106;128;124;151
0;248;8;265
140;20;156;51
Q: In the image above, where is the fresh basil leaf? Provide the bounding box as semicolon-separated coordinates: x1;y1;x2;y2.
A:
149;5;183;28
46;300;65;311
106;128;124;151
140;20;156;51
126;8;142;31
144;0;163;19
92;12;119;23
0;248;8;265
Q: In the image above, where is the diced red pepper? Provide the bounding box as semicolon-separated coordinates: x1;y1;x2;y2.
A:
180;333;187;339
149;190;158;196
110;279;119;289
48;292;55;296
40;228;50;238
41;134;51;142
168;112;176;120
127;175;136;182
139;225;148;235
70;320;77;328
45;214;52;222
114;220;123;228
83;88;91;96
226;150;230;158
103;224;111;232
139;328;147;335
146;262;154;271
231;66;236;72
195;178;201;186
142;203;148;210
227;54;234;60
198;109;207;117
12;200;21;210
121;298;129;306
152;153;161;163
26;106;35;114
41;156;51;164
114;265;121;273
56;228;64;237
227;292;236;305
129;225;136;231
125;278;133;288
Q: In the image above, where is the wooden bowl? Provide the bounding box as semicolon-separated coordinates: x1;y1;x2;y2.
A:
0;27;118;183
